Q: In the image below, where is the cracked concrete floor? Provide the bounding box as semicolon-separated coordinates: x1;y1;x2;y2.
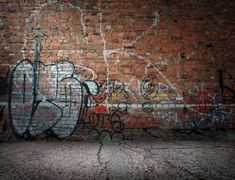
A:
0;140;235;180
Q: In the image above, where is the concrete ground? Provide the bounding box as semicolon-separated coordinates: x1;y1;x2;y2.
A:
0;140;235;180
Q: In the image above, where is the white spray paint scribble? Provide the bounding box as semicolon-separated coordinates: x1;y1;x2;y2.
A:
98;0;110;84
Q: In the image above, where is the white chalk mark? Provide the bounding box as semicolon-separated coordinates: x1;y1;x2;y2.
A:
19;0;85;100
122;51;182;97
104;48;124;56
125;77;139;100
114;50;211;117
21;0;59;59
84;103;235;109
21;0;82;59
98;1;110;83
76;63;98;80
81;1;89;44
129;11;159;46
100;11;159;57
97;11;159;58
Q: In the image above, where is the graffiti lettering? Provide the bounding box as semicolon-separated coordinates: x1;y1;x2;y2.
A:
140;75;178;101
88;111;125;139
9;37;98;139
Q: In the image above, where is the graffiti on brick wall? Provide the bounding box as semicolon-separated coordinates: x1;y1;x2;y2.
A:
9;36;99;139
139;74;235;129
9;57;129;139
2;0;235;140
87;112;125;139
140;75;178;101
78;79;128;139
154;111;180;126
93;79;130;111
7;63;235;138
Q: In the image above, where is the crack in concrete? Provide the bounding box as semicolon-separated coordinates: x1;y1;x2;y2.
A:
165;160;207;180
1;141;235;179
97;140;103;166
95;141;112;178
119;140;162;179
99;161;109;177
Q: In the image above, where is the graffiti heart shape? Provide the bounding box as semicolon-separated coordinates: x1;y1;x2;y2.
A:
9;59;88;139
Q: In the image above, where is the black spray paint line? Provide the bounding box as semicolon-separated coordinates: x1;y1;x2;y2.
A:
23;74;26;103
8;59;33;137
87;112;125;139
64;85;67;104
69;85;72;117
9;34;100;139
100;114;106;128
8;61;80;138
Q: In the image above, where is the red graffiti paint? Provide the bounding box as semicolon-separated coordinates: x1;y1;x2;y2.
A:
95;104;107;112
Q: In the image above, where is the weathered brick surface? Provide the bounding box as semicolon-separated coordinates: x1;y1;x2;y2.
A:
0;0;234;139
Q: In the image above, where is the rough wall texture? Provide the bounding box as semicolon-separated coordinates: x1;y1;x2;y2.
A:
0;0;234;140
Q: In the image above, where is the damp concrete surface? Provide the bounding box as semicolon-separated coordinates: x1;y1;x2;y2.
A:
0;140;235;180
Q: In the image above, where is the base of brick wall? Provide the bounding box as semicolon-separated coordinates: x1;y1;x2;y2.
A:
2;128;234;142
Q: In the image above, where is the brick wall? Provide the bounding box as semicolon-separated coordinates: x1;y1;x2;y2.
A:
0;0;234;139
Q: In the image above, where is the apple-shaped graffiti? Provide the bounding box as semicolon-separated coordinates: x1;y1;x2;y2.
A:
9;59;98;139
